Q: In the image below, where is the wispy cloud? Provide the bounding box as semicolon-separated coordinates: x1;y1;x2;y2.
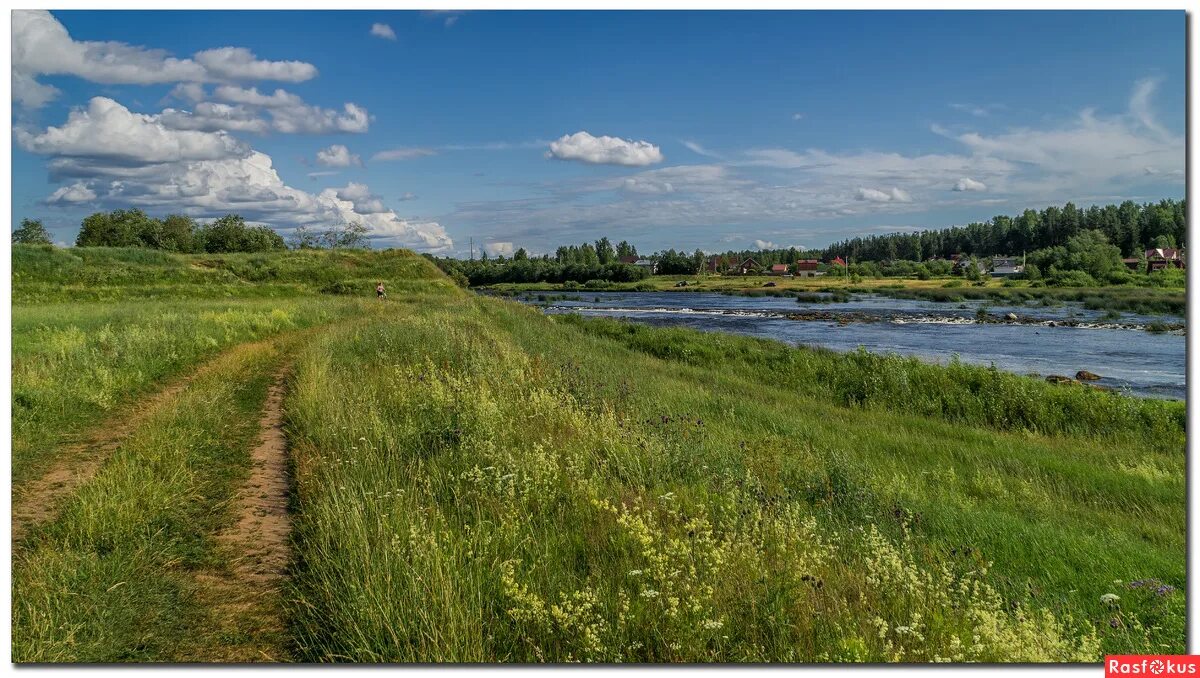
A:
370;23;396;40
683;140;722;159
372;147;437;162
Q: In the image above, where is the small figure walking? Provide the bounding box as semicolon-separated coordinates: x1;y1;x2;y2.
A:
376;281;386;300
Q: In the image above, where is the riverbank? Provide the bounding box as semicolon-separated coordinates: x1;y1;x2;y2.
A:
507;289;1186;399
482;275;1186;317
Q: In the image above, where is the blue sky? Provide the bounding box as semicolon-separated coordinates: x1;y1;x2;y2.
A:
11;10;1185;255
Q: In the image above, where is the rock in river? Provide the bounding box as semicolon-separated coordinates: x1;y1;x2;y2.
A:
1075;370;1101;381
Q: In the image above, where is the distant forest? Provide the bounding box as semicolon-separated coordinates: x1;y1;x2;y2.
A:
820;199;1186;262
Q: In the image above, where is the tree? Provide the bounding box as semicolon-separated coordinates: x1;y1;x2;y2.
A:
616;240;637;259
594;237;615;264
12;218;53;245
196;214;286;253
290;226;322;249
321;222;369;249
1152;234;1177;250
160;214;198;252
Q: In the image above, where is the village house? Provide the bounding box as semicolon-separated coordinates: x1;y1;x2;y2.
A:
618;255;639;265
632;258;658;274
990;256;1024;277
769;264;790;276
736;257;762;275
794;259;823;278
1146;248;1185;272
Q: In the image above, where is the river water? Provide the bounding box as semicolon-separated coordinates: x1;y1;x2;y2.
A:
510;290;1186;400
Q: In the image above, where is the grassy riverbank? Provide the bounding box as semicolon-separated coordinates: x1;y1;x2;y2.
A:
482;274;1186;317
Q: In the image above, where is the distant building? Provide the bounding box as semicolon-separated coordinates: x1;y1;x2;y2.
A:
991;256;1024;277
1121;257;1142;272
952;258;987;276
769;264;790;276
736;257;762;275
1146;248;1185;272
618;255;640;265
794;259;823;278
632;258;658;274
829;256;847;267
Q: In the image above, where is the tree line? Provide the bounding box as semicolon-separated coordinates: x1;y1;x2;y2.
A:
12;209;372;253
821;199;1186;262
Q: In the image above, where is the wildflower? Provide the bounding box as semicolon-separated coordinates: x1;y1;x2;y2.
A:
1100;593;1120;607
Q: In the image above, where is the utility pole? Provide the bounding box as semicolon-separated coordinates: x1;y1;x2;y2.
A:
469;237;474;261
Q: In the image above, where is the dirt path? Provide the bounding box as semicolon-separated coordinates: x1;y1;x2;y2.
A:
216;364;293;585
187;364;294;662
11;359;223;544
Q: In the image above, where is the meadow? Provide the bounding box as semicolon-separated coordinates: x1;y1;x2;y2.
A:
10;245;1186;662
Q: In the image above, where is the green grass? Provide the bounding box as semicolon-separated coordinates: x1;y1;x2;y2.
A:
12;338;285;662
11;245;1185;662
10;244;450;485
283;294;1183;662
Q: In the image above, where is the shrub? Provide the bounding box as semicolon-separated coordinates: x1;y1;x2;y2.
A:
319;280;359;295
1049;270;1098;288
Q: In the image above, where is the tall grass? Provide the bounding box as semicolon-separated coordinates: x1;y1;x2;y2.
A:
11;298;361;484
284;296;1182;661
12;339;285;662
10;245;447;484
559;315;1184;448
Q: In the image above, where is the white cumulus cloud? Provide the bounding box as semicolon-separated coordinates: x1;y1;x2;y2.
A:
316;144;362;167
158;102;271;134
15;97;250;164
192;47;316;82
370;23;397;40
45;182;97;204
11;10;317;108
855;187;912;203
548;131;663;167
21;98;450;251
953;177;987;192
484;241;514;256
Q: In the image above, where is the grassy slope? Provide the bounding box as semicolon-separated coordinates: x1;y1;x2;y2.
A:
11;246;1185;662
285;291;1183;661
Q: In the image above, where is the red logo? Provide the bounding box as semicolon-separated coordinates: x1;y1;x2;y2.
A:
1107;656;1200;676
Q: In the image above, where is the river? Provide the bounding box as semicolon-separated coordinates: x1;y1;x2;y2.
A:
509;290;1186;400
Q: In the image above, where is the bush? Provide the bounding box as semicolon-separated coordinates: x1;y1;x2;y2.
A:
319;280;359;295
1049;270;1098;288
